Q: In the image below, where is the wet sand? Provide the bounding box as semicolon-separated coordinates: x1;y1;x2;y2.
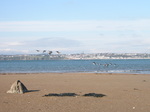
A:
0;73;150;112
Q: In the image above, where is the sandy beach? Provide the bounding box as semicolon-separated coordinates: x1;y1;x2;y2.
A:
0;73;150;112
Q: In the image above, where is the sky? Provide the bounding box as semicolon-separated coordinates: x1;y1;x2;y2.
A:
0;0;150;54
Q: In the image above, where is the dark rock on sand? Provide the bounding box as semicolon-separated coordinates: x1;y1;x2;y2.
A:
7;80;28;94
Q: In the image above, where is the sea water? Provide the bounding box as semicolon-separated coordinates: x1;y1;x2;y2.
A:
0;59;150;74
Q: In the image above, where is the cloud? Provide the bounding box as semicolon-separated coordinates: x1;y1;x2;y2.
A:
0;19;150;32
0;19;150;54
24;37;81;48
0;41;24;48
0;49;29;54
5;42;24;46
0;37;81;47
0;37;82;54
102;38;150;53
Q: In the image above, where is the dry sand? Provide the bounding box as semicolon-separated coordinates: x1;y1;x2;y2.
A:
0;73;150;112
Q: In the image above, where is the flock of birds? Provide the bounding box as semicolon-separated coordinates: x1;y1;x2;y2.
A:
36;50;118;68
92;62;117;67
36;50;60;55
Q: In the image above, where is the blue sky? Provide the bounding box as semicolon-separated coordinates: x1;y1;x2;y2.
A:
0;0;150;54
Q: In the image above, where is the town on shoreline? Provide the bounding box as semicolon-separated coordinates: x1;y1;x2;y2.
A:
1;53;150;60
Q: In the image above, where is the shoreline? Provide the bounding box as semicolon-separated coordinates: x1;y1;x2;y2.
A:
0;72;150;75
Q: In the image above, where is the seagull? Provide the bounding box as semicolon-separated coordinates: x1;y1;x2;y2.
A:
48;51;53;55
92;62;97;65
56;51;60;54
43;50;46;53
36;50;40;52
109;63;113;65
104;64;109;67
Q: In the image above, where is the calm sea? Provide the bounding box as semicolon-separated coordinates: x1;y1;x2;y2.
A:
0;59;150;74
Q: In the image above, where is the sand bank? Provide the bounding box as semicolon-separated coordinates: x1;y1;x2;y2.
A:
0;73;150;112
